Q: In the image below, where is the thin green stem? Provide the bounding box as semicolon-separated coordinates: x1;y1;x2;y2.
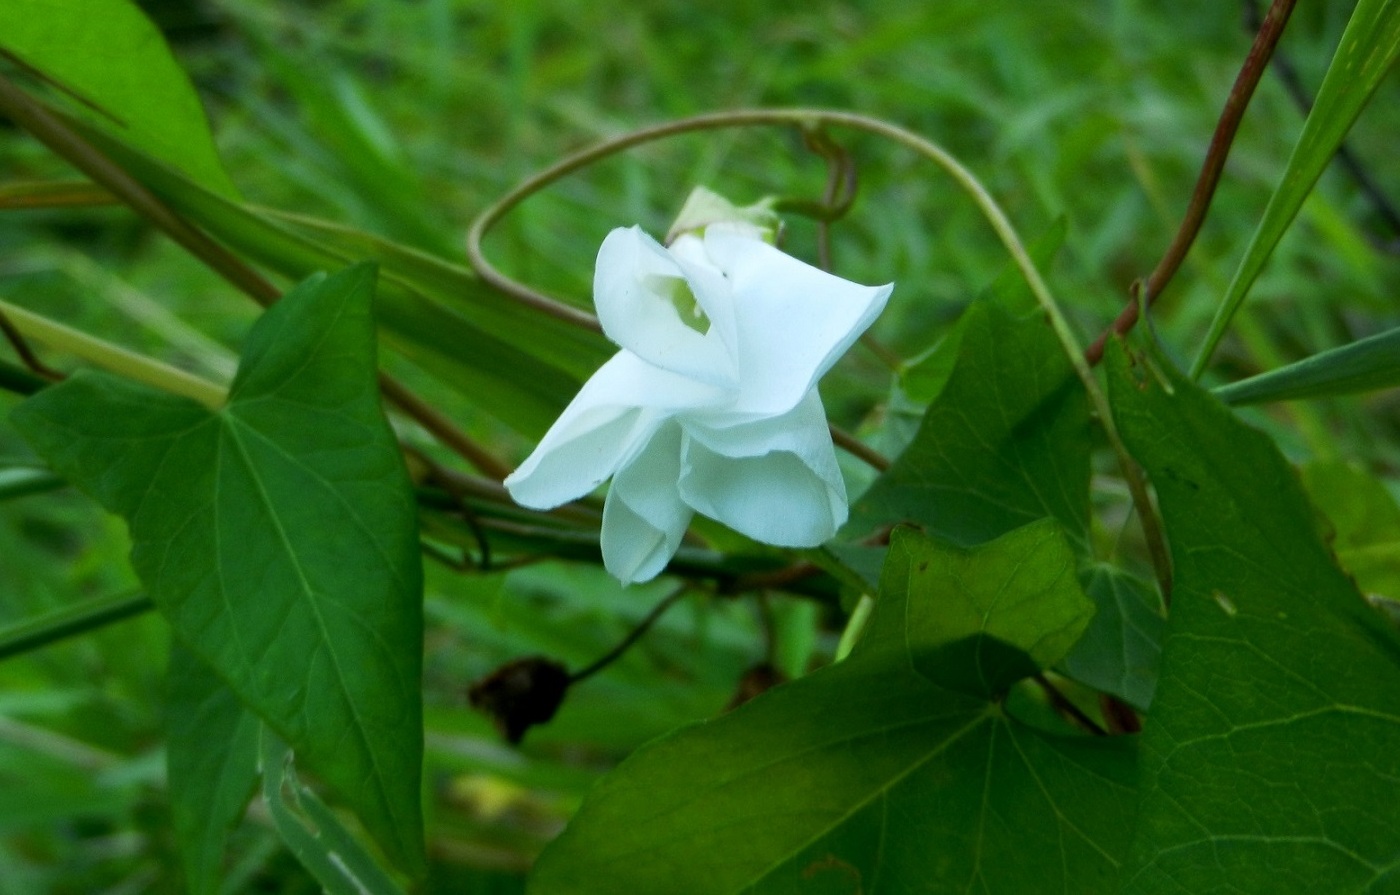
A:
0;299;227;407
835;594;875;661
0;591;153;663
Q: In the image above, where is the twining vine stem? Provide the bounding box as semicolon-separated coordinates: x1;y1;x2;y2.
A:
1083;0;1297;366
466;108;1173;597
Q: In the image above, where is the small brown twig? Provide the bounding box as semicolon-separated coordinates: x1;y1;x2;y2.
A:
0;309;63;381
568;585;692;683
829;423;890;472
798;125;859;271
1084;0;1298;366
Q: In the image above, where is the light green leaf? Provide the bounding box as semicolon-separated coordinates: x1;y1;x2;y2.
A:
11;265;425;871
0;0;237;198
1303;460;1400;601
1214;324;1400;404
1107;342;1400;893
166;644;259;895
528;521;1134;895
847;294;1091;550
260;729;405;895
866;519;1094;697
1192;0;1400;376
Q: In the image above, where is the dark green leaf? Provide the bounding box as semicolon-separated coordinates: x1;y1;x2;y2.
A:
528;521;1134;895
900;218;1066;404
1060;566;1164;712
167;644;259;895
0;0;237;197
847;295;1091;550
866;519;1093;697
11;265;425;871
1107;342;1400;893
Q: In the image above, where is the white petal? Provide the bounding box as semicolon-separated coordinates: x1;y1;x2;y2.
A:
601;422;694;584
667;234;740;372
593;227;737;386
677;389;847;547
703;229;892;415
504;352;720;509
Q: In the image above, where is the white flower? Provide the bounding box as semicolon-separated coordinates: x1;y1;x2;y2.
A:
504;224;893;584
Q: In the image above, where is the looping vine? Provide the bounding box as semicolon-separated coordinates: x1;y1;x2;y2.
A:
464;107;1173;597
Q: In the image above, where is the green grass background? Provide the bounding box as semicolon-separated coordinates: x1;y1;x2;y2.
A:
0;0;1397;890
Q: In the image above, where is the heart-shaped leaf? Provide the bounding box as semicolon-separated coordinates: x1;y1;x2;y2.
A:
528;520;1133;895
11;265;425;871
1108;341;1400;892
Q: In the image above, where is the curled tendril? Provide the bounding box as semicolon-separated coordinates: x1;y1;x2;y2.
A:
464;108;1170;595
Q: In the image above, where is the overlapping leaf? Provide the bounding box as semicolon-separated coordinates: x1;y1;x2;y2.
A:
1108;342;1400;892
528;521;1134;895
1061;566;1164;712
847;294;1091;551
166;645;259;895
11;265;425;871
0;0;237;197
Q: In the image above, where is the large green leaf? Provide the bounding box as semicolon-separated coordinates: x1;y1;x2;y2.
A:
865;518;1094;698
1107;342;1400;892
166;644;259;895
899;220;1066;405
11;265;425;871
528;520;1135;895
847;294;1091;550
1192;0;1400;375
0;0;237;197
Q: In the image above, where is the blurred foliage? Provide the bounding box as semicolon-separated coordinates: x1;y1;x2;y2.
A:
1;0;1398;890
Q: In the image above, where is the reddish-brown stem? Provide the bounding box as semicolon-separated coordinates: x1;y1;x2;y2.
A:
1085;0;1297;366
